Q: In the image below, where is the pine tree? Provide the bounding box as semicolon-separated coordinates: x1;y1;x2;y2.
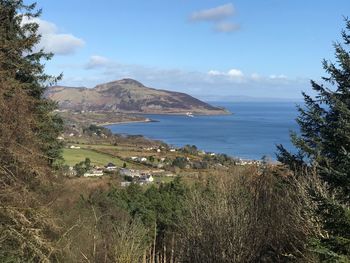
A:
0;1;62;260
277;18;350;261
0;0;63;165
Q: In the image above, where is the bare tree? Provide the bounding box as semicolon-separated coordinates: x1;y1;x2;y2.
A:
178;166;317;263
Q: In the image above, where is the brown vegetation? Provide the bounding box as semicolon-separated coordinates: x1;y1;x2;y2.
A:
178;166;317;263
0;56;59;262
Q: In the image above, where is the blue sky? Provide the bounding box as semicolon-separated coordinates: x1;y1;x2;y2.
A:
31;0;350;100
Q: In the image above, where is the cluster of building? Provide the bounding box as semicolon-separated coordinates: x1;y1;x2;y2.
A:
143;146;177;153
72;162;175;187
82;162;117;177
120;168;154;186
235;159;263;166
130;156;148;162
128;155;170;169
119;168;176;186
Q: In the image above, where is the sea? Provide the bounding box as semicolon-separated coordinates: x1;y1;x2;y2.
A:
106;101;301;160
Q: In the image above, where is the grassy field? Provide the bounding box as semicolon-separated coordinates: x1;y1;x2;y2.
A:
63;148;125;167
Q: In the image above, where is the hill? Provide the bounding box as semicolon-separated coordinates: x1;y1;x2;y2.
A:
46;79;229;115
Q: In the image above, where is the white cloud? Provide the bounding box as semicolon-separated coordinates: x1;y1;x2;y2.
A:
59;57;307;100
22;17;84;55
33;19;57;34
189;3;239;34
85;55;111;69
206;69;295;87
251;73;262;80
40;33;84;55
190;3;234;21
214;22;240;33
208;68;244;81
269;74;287;80
228;69;244;78
208;70;223;76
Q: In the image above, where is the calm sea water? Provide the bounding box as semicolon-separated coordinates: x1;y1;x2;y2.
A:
106;101;300;160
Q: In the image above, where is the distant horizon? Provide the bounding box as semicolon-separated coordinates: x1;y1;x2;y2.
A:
51;77;306;103
204;96;304;103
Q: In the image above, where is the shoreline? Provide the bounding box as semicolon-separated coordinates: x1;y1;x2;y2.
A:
97;118;157;127
96;110;231;127
129;110;232;116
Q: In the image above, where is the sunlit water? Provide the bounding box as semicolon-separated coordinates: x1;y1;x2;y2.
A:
106;101;300;160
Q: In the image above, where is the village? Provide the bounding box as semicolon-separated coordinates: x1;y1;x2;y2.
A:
63;130;265;188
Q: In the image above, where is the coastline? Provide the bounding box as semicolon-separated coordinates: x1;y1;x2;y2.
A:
130;109;231;116
97;109;231;127
98;118;157;127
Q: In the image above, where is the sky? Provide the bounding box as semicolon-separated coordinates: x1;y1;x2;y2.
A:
29;0;350;101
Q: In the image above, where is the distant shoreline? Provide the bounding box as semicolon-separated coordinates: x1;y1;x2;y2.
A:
98;118;157;127
135;111;232;116
97;110;232;127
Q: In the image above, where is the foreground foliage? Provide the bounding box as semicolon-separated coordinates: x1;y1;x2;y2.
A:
56;167;318;262
278;19;350;261
0;0;62;261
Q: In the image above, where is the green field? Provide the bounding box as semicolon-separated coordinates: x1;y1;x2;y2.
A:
63;148;125;167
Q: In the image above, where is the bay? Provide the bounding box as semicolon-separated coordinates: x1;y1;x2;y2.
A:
106;101;301;160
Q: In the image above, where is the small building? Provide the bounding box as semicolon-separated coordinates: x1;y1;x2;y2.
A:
120;168;132;177
139;174;154;183
84;169;103;177
121;181;131;187
105;162;117;171
70;145;81;149
120;168;140;178
66;166;77;177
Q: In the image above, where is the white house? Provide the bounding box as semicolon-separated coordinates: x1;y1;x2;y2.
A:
120;168;140;178
139;174;154;183
84;169;103;177
66;166;77;177
105;162;117;171
70;145;81;149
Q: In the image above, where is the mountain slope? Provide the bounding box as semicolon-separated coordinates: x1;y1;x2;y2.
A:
46;79;229;115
